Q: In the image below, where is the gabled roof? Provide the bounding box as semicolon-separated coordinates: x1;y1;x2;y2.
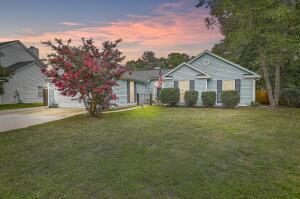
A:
7;61;36;72
0;40;18;47
123;69;171;83
188;50;260;78
0;40;46;68
163;62;211;78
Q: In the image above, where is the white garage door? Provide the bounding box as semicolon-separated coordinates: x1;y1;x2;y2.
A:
54;89;85;108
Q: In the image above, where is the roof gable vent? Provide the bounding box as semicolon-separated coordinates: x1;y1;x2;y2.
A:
202;59;210;65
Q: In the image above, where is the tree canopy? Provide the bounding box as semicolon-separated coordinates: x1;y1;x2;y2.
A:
197;0;300;107
126;52;191;70
167;53;190;68
42;38;130;117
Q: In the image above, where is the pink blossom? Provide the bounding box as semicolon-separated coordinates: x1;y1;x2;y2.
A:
43;38;129;117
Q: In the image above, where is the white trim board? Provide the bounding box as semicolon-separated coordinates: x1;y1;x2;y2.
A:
164;62;211;78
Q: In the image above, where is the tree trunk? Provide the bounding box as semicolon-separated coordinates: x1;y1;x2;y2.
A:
83;94;102;117
88;93;102;117
259;49;276;108
90;93;98;117
263;66;276;108
83;97;95;117
274;64;281;107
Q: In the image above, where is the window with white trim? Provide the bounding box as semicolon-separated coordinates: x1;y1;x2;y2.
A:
38;86;43;97
222;80;235;91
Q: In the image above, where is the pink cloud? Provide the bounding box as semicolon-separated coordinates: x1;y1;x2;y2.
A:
0;1;222;61
60;21;84;26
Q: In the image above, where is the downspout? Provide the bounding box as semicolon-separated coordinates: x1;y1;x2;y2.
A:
253;79;256;102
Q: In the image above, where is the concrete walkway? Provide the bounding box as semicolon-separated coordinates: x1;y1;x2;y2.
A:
0;107;86;132
0;106;144;132
104;106;142;113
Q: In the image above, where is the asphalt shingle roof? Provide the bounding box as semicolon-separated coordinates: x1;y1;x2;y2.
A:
7;61;35;71
0;40;17;47
123;69;171;82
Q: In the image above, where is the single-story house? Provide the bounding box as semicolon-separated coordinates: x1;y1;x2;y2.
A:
163;50;260;105
48;69;171;108
48;50;260;107
0;40;47;104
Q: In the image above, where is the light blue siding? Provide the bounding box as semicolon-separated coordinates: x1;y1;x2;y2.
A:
195;79;207;105
207;79;217;91
113;80;146;106
163;79;173;88
146;80;157;101
162;65;207;105
189;53;254;105
169;65;199;80
190;53;246;79
162;53;256;106
136;82;147;104
240;79;254;105
163;79;207;105
146;80;156;94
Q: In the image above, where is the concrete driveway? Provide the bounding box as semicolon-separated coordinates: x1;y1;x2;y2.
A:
0;107;86;132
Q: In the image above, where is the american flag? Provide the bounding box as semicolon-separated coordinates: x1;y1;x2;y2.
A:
157;69;163;89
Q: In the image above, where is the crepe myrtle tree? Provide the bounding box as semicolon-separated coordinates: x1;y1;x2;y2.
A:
42;38;130;117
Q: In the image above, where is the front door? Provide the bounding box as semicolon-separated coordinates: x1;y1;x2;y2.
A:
43;88;48;106
178;80;189;103
130;81;135;103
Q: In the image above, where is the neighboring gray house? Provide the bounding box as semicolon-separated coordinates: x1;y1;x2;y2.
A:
49;50;260;107
0;40;46;104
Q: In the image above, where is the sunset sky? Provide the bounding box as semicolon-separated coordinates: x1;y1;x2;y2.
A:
0;0;222;61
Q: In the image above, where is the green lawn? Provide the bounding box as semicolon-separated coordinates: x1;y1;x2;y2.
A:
0;107;299;198
0;103;44;110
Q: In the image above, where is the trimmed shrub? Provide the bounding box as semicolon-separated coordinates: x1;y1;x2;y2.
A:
160;88;180;106
280;88;300;107
184;91;198;106
221;90;240;108
250;101;261;107
49;103;58;108
201;91;216;107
